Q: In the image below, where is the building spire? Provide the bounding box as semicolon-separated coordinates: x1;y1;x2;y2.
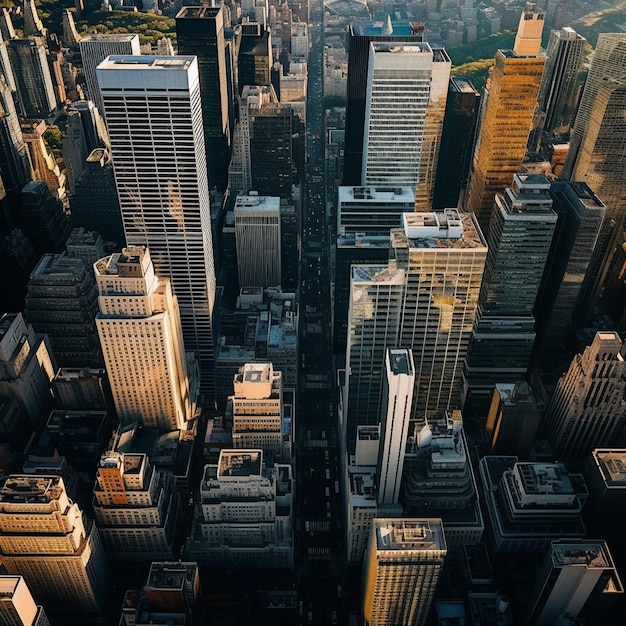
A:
382;15;393;36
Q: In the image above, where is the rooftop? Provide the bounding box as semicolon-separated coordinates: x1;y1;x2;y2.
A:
146;561;198;590
176;6;220;19
593;449;626;486
551;541;610;569
387;349;412;376
0;475;63;503
98;55;194;71
217;450;262;478
375;518;446;552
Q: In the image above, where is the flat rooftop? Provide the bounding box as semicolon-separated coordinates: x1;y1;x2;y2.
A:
241;363;272;383
176;6;220;19
218;450;262;478
98;55;194;71
81;33;138;42
593;449;626;487
0;475;63;503
338;185;415;203
375;518;446;552
388;349;412;375
551;541;610;569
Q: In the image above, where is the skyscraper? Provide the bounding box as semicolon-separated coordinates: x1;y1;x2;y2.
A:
361;42;451;209
78;33;141;115
236;22;272;93
346;210;487;449
343;21;424;186
234;192;281;288
0;475;111;618
377;349;414;506
176;6;231;193
465;4;545;233
533;182;605;371
529;26;586;150
0;575;49;626
463;174;556;406
362;518;446;626
525;540;623;626
561;34;626;317
97;56;217;399
542;331;626;463
7;38;57;118
95;247;197;430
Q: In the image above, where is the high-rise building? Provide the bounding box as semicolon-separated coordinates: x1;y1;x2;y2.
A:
0;475;111;617
24;253;102;368
525;540;623;626
0;313;55;429
51;367;109;410
93;450;180;562
345;210;487;450
0;75;31;199
533;182;605;371
22;0;46;38
65;226;105;268
234;192;281;288
230;363;291;461
361;42;451;209
0;575;49;626
377;349;414;506
78;33;141;114
189;449;294;569
70;148;125;248
362;518;446;626
97;56;217;399
95;247;197;430
561;34;626;318
22;121;66;201
176;6;231;193
432;77;480;210
529;27;586;150
343;21;424;186
542;331;626;463
19;181;70;254
464;5;545;234
229;85;294;199
7;38;57;118
236;22;272;93
463;174;556;406
337;185;415;237
478;457;587;558
484;382;541;458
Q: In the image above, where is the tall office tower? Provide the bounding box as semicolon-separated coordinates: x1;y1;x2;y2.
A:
78;34;140;115
51;367;108;410
542;331;626;463
345;210;487;450
0;9;15;42
97;56;217;400
7;38;57;118
0;75;31;198
561;34;626;318
24;253;102;368
525;540;623;626
237;22;272;93
0;475;110;617
484;382;541;458
189;449;294;569
70;148;124;248
464;5;545;234
62;9;80;49
0;313;55;428
377;349;414;506
337;185;415;237
230;362;290;461
119;561;202;626
582;449;626;563
62;101;108;194
22;0;46;39
95;247;197;430
361;42;450;210
529;27;586;151
176;6;231;193
463;174;556;407
362;518;446;626
0;575;50;626
279;198;298;289
432;77;480;210
22;121;66;200
343;21;424;186
346;424;379;563
478;457;587;559
402;410;484;547
234;192;281;288
0;32;16;93
533;182;605;371
66;226;105;268
230;85;294;199
93;450;180;562
20;181;70;254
